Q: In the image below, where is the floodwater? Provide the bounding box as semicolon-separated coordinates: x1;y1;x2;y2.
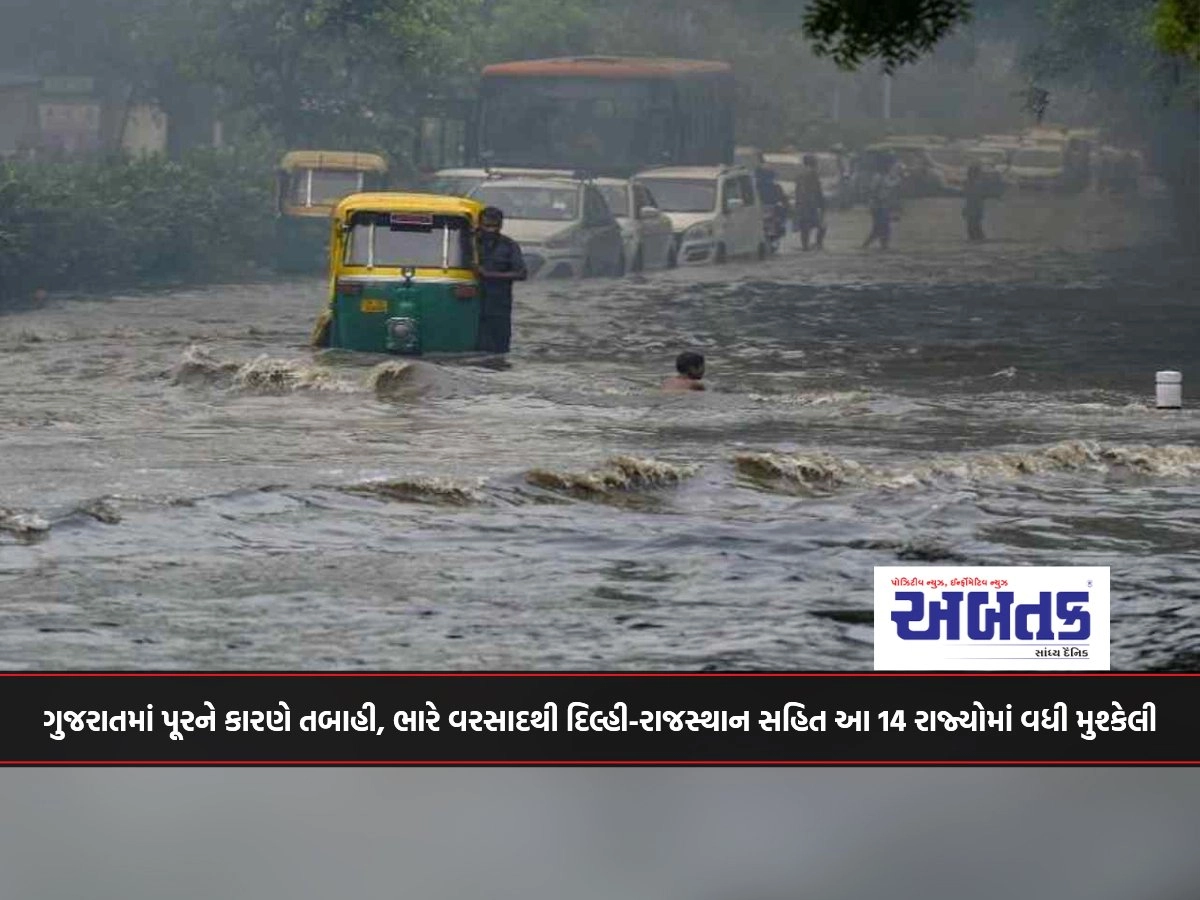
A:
1;191;1197;669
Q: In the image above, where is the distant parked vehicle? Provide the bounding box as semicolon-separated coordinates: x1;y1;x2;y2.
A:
468;176;626;278
423;166;575;198
274;150;388;273
594;177;677;271
1008;145;1067;191
865;142;954;197
635;164;767;265
764;150;848;206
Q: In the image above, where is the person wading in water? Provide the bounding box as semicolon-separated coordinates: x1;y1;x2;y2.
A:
662;351;706;391
476;206;527;354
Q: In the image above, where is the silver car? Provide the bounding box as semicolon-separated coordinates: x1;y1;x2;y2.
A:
594;177;677;271
469;177;626;279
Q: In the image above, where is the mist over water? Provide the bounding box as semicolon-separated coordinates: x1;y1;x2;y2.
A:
1;192;1198;669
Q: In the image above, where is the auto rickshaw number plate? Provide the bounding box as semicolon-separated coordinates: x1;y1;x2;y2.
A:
360;298;388;313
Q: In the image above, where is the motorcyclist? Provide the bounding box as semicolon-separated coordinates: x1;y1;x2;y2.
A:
752;154;789;247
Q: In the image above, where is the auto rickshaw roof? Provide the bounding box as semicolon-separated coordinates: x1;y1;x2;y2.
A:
280;150;388;173
333;192;485;221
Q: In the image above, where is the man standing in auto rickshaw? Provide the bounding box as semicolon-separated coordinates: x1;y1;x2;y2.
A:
476;206;527;354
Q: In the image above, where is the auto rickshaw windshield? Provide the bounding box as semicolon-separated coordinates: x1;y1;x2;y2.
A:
289;169;366;206
343;212;474;268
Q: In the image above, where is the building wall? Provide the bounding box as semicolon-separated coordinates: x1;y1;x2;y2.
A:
0;85;40;156
121;104;168;156
38;100;102;154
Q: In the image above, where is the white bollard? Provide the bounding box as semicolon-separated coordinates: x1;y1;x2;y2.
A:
1155;370;1182;409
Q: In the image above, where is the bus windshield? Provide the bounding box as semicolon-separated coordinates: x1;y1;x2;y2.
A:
479;77;671;172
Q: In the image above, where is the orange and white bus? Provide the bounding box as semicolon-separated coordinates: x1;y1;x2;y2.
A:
473;56;735;176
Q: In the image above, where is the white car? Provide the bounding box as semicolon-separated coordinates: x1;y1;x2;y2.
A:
593;177;676;271
424;167;576;198
468;176;626;279
634;165;767;265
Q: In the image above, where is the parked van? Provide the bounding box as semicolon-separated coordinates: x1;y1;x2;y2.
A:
634;165;767;264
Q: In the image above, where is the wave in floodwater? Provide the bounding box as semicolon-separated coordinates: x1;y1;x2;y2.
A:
525;456;700;501
343;475;490;507
170;345;455;400
735;440;1200;495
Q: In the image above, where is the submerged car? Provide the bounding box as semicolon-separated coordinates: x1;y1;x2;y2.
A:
594;177;676;271
635;165;768;264
468;176;626;278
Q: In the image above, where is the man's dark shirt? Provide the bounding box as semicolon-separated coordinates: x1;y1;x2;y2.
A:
479;232;526;304
477;230;526;354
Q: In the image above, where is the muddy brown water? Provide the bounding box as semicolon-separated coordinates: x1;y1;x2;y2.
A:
2;192;1197;669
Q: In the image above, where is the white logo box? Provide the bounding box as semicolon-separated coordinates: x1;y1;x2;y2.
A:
874;566;1110;671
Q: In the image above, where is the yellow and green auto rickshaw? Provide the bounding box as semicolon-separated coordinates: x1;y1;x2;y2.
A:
311;193;486;355
274;150;389;273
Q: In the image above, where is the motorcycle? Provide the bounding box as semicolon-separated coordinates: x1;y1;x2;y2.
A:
763;201;788;254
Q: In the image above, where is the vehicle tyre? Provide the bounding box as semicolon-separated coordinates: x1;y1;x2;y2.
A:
631;245;644;273
714;243;727;264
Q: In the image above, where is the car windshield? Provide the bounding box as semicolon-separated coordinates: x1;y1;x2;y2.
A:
1012;148;1063;168
344;212;472;268
636;179;716;213
470;184;579;221
426;175;484;197
929;148;969;167
597;185;629;217
289;169;364;206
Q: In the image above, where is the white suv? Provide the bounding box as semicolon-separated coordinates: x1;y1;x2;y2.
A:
633;165;767;265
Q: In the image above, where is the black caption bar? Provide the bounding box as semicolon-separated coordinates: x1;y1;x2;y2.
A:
6;673;1199;765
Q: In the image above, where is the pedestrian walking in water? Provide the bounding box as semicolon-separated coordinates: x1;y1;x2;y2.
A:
793;154;826;251
476;206;527;354
861;161;894;250
662;351;706;392
962;163;988;241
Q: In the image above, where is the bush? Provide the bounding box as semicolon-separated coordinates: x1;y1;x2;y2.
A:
0;145;279;303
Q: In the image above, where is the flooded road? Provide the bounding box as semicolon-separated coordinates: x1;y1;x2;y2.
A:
2;191;1197;670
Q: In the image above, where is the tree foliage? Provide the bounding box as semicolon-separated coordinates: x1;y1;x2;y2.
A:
1152;0;1200;64
801;0;974;72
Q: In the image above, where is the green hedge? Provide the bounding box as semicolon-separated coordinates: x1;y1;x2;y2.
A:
0;146;279;303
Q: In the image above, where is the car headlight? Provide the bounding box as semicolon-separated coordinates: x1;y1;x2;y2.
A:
544;228;577;249
684;222;713;241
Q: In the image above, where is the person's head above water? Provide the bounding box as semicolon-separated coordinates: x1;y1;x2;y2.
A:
480;206;504;232
675;351;705;379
